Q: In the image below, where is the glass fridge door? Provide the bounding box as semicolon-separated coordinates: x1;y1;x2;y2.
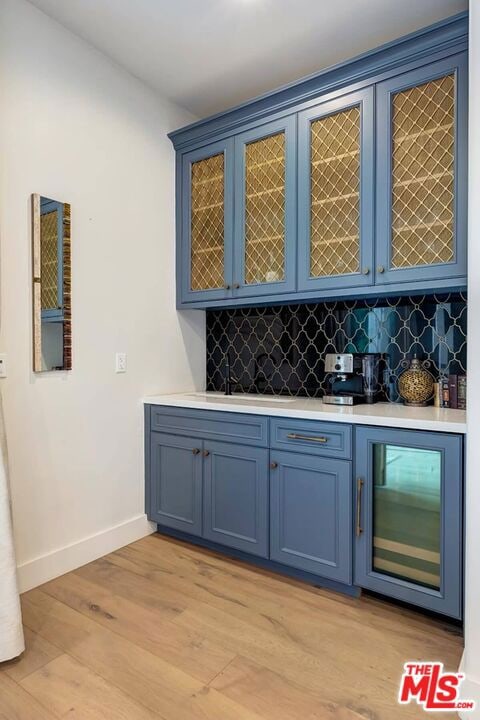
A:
372;443;441;591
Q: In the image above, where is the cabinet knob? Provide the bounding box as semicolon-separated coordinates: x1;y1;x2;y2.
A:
233;283;240;289
362;267;370;275
224;283;230;290
377;265;385;274
192;448;200;455
203;450;210;457
270;461;278;469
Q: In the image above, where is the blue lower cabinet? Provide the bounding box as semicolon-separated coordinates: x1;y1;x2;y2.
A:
354;426;463;619
149;432;203;536
270;450;352;583
203;441;269;557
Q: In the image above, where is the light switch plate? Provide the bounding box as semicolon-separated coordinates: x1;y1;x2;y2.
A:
115;352;127;373
0;354;7;378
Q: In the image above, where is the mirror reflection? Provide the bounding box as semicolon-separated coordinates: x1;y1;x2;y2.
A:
32;194;71;372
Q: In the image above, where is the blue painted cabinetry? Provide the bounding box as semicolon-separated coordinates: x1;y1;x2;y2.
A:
149;432;203;536
145;405;464;617
270;451;352;583
354;426;463;619
171;14;468;308
203;441;269;557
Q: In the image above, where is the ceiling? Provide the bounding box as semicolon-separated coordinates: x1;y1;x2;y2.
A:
28;0;467;119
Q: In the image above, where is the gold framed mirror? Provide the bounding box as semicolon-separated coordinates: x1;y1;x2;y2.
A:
32;194;72;372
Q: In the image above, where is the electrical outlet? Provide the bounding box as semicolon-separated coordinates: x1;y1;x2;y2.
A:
115;352;127;373
0;354;6;378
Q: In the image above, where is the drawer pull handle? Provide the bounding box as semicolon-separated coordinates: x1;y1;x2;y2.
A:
356;477;364;537
203;450;210;457
192;448;201;455
270;461;278;469
287;433;328;444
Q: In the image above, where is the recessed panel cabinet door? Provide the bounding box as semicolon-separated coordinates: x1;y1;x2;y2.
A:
149;433;203;536
270;451;352;582
203;441;269;557
233;117;297;298
181;139;234;303
375;54;467;286
297;88;374;293
354;426;463;618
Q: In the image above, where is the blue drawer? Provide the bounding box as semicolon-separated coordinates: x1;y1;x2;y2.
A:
149;406;268;447
270;417;352;459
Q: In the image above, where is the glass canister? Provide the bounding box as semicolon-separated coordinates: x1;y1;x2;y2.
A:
398;354;435;407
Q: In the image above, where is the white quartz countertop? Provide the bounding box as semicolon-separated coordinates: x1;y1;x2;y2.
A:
143;392;467;434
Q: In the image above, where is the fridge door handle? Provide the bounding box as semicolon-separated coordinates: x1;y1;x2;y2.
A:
356;477;364;537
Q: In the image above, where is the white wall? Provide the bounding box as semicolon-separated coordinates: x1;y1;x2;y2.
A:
0;0;205;591
461;4;480;717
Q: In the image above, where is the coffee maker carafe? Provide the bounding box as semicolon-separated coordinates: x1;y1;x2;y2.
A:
323;353;381;405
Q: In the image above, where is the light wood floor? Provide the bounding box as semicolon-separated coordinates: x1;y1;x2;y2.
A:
0;534;463;720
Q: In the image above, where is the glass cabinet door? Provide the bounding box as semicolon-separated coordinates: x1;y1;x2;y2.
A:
375;55;467;286
233;117;296;298
355;426;463;619
181;139;234;303
297;88;374;293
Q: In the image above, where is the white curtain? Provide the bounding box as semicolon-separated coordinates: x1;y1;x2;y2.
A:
0;397;24;661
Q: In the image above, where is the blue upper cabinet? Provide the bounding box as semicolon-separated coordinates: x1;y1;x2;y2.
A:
233;116;297;298
181;138;234;304
375;54;468;289
172;14;468;308
297;88;374;293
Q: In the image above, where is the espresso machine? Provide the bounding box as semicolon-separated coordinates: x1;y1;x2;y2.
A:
323;353;382;405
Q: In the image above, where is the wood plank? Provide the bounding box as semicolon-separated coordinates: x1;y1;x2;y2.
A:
41;570;236;683
21;591;264;720
14;535;463;720
209;654;372;720
0;672;58;720
2;627;62;682
109;538;461;663
20;654;159;720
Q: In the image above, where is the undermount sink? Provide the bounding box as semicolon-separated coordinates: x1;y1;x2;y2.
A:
185;392;296;404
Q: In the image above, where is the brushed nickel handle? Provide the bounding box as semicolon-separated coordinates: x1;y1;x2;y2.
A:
287;433;328;444
203;450;210;457
270;462;278;469
192;448;200;455
377;265;385;274
356;477;364;537
363;267;370;275
224;283;230;290
233;283;240;289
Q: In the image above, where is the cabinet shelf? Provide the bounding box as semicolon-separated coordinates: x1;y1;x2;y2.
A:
311;149;359;168
247;233;283;246
312;191;358;208
246;156;283;172
395;121;453;144
393;219;452;233
193;174;223;187
395;170;453;189
192;201;223;213
192;245;223;255
311;233;358;247
246;185;284;200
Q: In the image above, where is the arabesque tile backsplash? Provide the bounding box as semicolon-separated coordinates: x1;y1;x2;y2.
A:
206;293;467;403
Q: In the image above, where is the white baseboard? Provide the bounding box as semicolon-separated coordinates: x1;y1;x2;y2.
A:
17;514;156;593
458;652;480;719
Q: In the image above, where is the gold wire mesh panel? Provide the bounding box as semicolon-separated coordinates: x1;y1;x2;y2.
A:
244;132;285;284
391;74;455;268
310;106;361;277
190;153;225;291
40;210;59;309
